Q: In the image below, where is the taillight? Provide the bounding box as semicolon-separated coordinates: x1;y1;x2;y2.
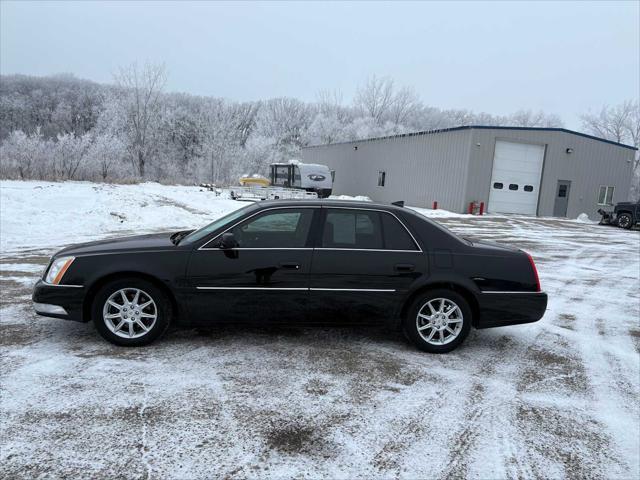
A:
526;252;541;292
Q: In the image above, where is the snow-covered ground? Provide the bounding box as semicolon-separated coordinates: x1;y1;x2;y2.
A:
1;180;639;479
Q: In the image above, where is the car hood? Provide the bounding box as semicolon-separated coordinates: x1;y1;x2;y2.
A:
56;232;176;257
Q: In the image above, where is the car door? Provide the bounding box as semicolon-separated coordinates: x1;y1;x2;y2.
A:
308;207;425;323
185;206;319;324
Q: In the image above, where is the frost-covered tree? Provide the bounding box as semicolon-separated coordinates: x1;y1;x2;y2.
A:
582;101;640;199
113;63;167;178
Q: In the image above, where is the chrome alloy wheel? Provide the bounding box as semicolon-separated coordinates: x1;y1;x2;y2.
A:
102;288;157;339
416;298;464;345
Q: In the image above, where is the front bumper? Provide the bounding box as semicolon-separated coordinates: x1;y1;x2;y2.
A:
476;291;548;329
32;279;85;322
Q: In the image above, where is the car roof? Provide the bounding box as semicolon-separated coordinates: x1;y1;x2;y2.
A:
255;198;404;211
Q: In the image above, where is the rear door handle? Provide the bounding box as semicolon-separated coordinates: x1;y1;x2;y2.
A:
395;263;415;272
279;262;301;270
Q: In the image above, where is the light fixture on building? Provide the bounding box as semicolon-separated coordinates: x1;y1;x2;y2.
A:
566;148;574;154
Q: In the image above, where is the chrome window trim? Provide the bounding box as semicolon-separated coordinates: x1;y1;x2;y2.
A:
314;248;418;253
198;204;422;253
199;206;320;251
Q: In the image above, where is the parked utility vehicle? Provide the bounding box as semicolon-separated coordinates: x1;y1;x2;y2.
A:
598;200;640;229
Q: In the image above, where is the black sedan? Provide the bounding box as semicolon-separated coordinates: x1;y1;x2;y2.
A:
32;200;547;353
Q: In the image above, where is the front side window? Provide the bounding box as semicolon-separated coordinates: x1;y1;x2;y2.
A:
181;205;252;244
598;186;614;205
230;209;314;248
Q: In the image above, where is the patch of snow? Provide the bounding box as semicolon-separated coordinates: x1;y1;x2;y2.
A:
329;194;372;202
576;212;595;223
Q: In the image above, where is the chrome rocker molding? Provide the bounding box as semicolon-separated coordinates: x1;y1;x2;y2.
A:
196;287;397;292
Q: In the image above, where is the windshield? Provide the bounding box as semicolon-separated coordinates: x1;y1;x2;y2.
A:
180;205;252;245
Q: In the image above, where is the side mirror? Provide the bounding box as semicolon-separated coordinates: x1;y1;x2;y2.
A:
220;232;238;249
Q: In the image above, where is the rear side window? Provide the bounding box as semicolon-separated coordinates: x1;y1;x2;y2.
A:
382;213;419;250
323;210;383;249
322;209;418;250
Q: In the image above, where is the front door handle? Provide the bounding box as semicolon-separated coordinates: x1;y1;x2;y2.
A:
395;263;415;272
279;262;301;270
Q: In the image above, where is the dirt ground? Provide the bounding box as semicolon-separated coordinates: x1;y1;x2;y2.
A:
1;215;639;479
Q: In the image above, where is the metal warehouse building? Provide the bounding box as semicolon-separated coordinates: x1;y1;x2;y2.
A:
301;126;637;219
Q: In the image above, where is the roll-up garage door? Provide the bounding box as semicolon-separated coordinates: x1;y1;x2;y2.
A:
487;141;545;215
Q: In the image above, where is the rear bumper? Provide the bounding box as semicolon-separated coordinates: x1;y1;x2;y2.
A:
32;279;85;322
476;291;548;329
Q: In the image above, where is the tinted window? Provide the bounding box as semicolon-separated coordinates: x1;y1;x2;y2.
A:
231;209;313;248
493;182;503;189
323;210;383;249
382;213;418;250
524;185;534;192
509;184;518;191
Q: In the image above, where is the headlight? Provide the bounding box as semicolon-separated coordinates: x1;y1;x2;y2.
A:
44;256;75;285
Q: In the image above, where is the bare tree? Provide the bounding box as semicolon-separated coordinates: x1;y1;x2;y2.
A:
581;101;639;168
388;86;422;126
354;75;395;125
508;109;564;128
581;101;640;199
114;63;167;177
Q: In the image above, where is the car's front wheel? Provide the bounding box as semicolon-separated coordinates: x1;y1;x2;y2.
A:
92;278;171;346
403;289;472;353
617;213;633;229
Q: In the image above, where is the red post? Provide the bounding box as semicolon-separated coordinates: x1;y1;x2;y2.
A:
479;202;485;215
433;201;438;210
468;202;474;214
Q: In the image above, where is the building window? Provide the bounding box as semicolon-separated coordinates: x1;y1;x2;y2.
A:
509;184;518;191
330;170;336;182
598;186;614;205
524;185;534;192
377;171;386;187
493;182;503;189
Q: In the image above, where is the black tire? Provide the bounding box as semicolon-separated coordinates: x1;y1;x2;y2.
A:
617;213;633;229
92;278;171;346
403;289;472;353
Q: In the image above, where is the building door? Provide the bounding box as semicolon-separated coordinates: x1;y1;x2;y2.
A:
553;180;571;217
488;140;546;215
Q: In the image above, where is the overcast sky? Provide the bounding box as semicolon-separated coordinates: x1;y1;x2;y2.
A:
1;1;638;128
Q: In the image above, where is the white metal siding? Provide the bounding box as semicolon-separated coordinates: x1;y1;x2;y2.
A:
487;141;545;215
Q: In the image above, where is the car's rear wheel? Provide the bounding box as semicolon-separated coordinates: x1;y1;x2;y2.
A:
617;213;633;229
403;289;472;353
92;278;171;346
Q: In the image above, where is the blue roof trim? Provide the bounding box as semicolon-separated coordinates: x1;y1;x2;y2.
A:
304;125;638;151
